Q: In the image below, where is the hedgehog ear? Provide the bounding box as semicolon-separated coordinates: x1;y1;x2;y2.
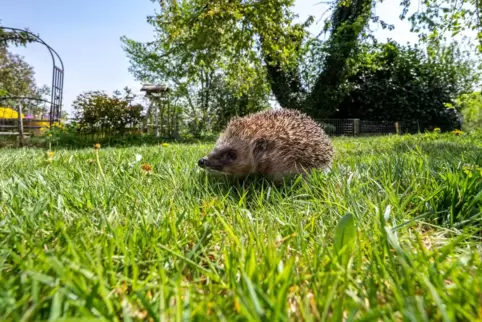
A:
253;138;269;159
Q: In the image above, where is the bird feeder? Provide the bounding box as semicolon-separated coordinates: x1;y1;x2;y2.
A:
141;84;170;138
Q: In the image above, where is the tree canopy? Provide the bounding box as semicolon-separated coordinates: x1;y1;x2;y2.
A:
334;40;478;130
0;22;50;112
123;0;380;119
399;0;482;52
121;0;481;134
0;47;49;99
458;91;482;131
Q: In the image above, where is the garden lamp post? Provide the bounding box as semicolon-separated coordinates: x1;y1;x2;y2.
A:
141;84;169;138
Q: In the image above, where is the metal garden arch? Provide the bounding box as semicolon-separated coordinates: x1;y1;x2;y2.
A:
0;26;64;125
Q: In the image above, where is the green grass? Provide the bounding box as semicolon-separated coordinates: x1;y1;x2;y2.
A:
1;132;482;321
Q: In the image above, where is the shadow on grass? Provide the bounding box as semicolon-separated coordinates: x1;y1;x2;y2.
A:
191;169;323;208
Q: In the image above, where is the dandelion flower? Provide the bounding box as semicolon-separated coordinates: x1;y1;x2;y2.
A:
462;164;479;178
161;143;169;147
433;127;441;132
141;163;153;172
463;168;473;178
234;298;241;313
94;143;101;150
45;151;55;163
451;129;463;135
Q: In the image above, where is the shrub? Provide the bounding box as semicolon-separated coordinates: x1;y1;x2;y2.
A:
73;89;144;135
333;41;475;131
458;92;482;132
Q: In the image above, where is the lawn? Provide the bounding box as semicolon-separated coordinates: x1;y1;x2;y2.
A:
1;132;482;321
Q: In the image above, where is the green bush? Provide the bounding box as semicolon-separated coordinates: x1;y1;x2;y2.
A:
73;89;144;135
458;92;482;132
333;41;475;131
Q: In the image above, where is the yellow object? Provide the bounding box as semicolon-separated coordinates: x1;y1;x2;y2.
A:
141;163;153;172
32;120;51;128
0;107;25;119
0;107;63;127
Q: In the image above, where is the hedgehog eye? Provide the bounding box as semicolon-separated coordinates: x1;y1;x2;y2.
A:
226;150;237;161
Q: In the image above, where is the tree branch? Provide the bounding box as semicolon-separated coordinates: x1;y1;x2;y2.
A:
261;34;306;110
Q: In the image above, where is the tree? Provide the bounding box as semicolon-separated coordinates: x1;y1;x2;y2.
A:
0;21;39;98
458;92;482;131
121;8;272;137
399;0;482;52
0;47;51;118
122;0;377;120
0;48;48;98
73;88;144;135
333;40;478;130
206;75;271;133
0;22;51;117
265;0;375;117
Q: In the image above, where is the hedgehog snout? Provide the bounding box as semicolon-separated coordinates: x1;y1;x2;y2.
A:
198;158;207;168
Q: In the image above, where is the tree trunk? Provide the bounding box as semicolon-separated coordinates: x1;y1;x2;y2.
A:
306;0;372;118
264;53;306;110
263;0;373;118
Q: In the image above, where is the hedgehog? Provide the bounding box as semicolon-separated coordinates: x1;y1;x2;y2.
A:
197;108;334;183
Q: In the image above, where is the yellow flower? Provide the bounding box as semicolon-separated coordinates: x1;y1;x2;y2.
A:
462;164;482;178
48;134;52;137
47;151;55;158
433;127;441;132
463;168;473;178
94;143;101;150
451;129;463;135
234;298;241;313
161;143;169;147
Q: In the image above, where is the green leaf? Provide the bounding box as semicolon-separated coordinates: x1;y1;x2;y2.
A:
334;213;357;266
48;291;63;321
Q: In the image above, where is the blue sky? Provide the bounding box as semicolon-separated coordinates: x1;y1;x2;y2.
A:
0;0;447;115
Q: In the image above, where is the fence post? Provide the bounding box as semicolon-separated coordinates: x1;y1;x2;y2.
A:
353;119;360;136
17;102;24;147
155;100;160;138
395;121;400;135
